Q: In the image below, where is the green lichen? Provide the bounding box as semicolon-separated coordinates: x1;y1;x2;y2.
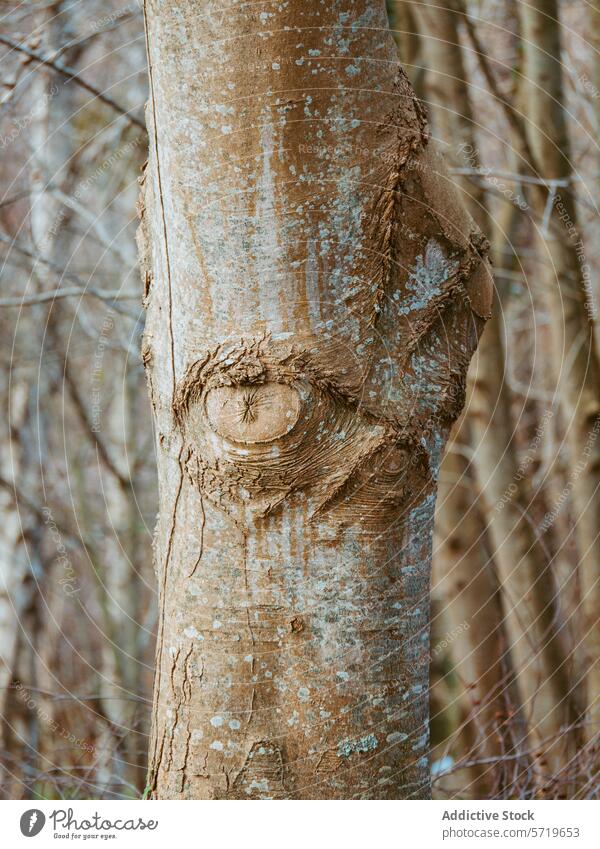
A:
337;733;378;758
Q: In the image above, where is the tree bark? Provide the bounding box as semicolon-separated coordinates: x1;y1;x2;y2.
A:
139;0;490;799
0;378;36;799
519;0;600;741
409;0;538;794
416;0;585;773
433;433;533;798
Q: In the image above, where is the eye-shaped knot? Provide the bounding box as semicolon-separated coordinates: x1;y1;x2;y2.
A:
205;383;301;444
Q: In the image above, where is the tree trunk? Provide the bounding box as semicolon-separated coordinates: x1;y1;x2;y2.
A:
519;0;600;743
416;0;585;773
0;378;35;799
433;433;533;798
409;0;537;794
139;0;490;799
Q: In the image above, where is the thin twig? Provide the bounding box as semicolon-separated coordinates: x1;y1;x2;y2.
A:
450;167;574;187
0;286;139;306
0;232;141;316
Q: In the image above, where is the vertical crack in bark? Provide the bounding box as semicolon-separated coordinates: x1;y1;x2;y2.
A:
186;495;205;578
142;0;176;402
147;444;185;795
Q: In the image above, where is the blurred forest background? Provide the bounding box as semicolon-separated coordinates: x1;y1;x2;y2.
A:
0;0;599;800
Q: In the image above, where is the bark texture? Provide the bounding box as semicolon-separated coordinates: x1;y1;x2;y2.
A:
139;0;491;799
412;0;535;793
417;0;584;770
434;436;532;798
519;0;600;736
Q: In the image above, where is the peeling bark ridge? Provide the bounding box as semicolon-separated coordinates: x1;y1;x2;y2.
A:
139;0;491;799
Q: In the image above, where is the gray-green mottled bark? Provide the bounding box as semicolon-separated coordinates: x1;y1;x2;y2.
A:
139;0;490;799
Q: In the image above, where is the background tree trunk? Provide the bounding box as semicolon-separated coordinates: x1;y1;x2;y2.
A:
433;432;533;798
415;0;585;779
140;0;490;799
519;1;600;742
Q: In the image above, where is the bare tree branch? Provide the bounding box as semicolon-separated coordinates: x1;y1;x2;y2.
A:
0;232;141;316
0;286;139;307
0;34;147;133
